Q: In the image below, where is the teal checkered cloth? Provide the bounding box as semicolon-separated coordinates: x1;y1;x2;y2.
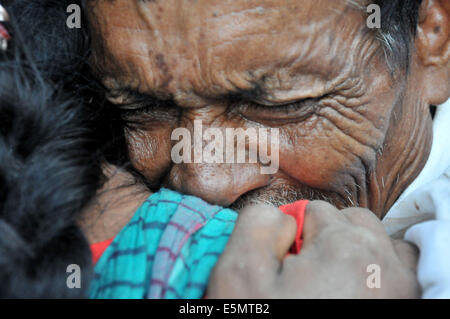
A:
89;188;238;299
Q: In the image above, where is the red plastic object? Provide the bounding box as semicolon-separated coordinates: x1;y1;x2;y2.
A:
90;237;114;264
279;200;309;254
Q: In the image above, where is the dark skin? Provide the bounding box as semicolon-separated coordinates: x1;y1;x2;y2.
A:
82;0;450;297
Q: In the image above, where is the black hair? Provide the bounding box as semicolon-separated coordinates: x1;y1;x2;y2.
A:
0;0;127;298
0;0;423;298
372;0;424;71
0;58;97;298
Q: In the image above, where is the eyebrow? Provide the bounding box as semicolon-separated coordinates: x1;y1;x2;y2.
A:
113;79;269;110
111;88;174;110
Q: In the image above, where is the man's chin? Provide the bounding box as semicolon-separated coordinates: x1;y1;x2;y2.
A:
229;182;342;211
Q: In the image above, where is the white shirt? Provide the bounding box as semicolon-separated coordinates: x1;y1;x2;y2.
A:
383;99;450;298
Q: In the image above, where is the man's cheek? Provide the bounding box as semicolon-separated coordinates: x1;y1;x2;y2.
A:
278;121;375;194
126;127;174;187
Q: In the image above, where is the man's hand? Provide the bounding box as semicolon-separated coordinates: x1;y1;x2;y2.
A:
207;201;420;298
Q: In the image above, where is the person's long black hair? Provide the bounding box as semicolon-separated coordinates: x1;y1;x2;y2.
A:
0;0;128;298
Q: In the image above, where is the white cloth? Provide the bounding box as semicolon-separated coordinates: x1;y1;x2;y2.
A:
383;99;450;298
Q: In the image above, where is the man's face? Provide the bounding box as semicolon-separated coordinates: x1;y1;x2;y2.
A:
87;0;433;217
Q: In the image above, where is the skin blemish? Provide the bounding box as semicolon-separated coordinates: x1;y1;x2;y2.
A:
155;53;169;75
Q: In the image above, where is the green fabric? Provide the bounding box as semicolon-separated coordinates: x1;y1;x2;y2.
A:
89;188;237;299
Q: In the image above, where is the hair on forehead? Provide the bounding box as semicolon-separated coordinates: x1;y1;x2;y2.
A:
346;0;423;72
374;0;423;72
350;0;423;72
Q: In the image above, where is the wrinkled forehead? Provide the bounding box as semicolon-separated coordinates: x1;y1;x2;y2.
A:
87;0;370;106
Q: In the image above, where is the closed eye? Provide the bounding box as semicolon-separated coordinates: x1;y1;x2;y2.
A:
108;89;181;127
233;96;321;124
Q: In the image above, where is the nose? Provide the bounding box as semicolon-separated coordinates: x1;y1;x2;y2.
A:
164;106;273;206
166;162;271;207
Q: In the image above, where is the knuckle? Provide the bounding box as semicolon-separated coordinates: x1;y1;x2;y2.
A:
240;203;277;219
307;200;335;213
241;203;291;228
326;225;382;252
305;200;341;223
351;225;381;243
344;207;373;216
341;207;382;227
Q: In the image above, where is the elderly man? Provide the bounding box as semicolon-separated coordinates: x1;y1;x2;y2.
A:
80;0;450;298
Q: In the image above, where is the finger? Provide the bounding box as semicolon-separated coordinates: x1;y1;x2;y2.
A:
340;207;387;234
302;200;345;241
237;204;297;262
208;205;296;298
